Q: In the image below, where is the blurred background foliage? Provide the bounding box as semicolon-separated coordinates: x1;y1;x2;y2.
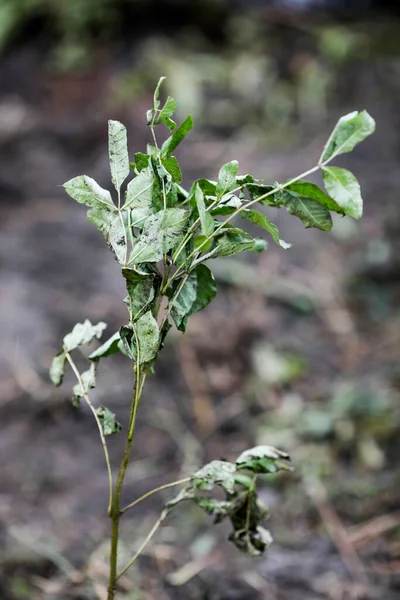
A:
1;1;400;599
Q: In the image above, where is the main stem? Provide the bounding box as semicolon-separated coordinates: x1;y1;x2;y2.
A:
107;367;144;599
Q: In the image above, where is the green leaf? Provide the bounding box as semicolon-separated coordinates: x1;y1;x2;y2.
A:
72;361;98;401
87;208;127;263
322;166;363;219
108;120;129;192
161;115;194;157
63;320;107;353
169;264;217;332
286;180;344;214
123;166;154;210
96;405;122;435
134;152;150;172
236;445;291;474
128;208;189;264
119;325;135;360
281;192;333;231
89;332;121;360
134;310;160;364
216;160;239;199
63;175;115;210
162;156;182;183
193;460;236;494
195;184;214;237
156;96;177;131
191;178;217;201
320;110;375;163
246;183;275;205
214;228;256;257
49;351;67;386
241;209;290;249
122;267;157;320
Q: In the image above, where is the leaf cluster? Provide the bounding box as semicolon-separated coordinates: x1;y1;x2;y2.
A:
164;446;291;556
58;81;374;377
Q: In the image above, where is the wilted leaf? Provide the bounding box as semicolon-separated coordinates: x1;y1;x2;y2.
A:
63;175;115;210
89;332;121;360
134;310;160;364
322;166;363;219
122;267;157;320
241;209;290;248
63;320;107;353
108;120;129;192
161;115;194;157
72;361;98;401
193;460;236;494
168;264;217;332
216;160;239;199
320;110;375;163
128;208;189;264
96;405;122;435
123;167;154;210
229;524;273;556
87;208;127;263
49;351;67;386
236;445;291;474
119;325;135;360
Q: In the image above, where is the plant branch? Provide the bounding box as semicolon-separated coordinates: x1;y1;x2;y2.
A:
116;510;168;580
120;477;191;515
107;323;145;600
163;163;321;292
65;352;113;516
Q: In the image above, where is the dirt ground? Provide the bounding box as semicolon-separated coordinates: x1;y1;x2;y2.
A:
1;6;400;600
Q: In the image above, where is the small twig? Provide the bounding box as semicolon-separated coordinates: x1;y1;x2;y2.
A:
116;512;168;579
120;477;191;515
65;352;113;516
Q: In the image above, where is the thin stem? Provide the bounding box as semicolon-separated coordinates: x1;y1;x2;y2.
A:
120;477;191;515
107;326;143;600
65;352;113;516
116;511;168;580
245;476;257;534
163;163;321;292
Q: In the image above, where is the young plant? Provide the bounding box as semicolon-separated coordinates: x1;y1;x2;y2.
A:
50;77;375;599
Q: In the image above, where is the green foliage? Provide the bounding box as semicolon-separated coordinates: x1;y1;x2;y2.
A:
320;110;376;163
50;77;374;588
322;166;363;219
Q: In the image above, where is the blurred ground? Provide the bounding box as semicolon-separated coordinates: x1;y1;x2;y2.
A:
1;2;400;599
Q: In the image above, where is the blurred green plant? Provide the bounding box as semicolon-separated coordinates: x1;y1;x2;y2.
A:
50;77;374;598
